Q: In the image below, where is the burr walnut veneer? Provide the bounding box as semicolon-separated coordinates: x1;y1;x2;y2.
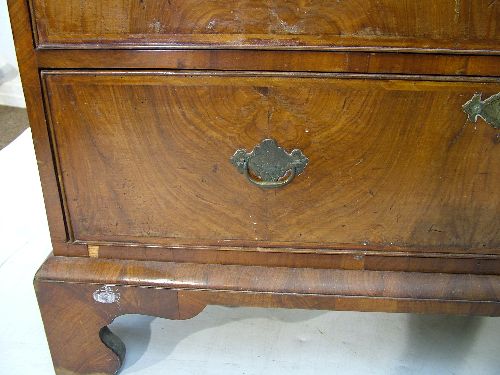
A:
8;0;500;374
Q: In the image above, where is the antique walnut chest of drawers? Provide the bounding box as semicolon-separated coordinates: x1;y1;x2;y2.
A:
8;0;500;374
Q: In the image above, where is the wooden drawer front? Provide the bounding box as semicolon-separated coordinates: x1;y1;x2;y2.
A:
32;0;499;51
43;72;500;255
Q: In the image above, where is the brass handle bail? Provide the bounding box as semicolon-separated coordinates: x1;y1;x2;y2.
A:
230;139;308;190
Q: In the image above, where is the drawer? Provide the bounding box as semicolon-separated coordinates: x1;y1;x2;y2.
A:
42;71;500;255
32;0;499;52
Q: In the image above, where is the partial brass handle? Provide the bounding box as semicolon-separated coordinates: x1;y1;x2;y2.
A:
230;139;308;190
463;92;500;129
242;160;297;189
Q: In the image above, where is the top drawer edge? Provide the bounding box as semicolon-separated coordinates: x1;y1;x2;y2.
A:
30;0;500;55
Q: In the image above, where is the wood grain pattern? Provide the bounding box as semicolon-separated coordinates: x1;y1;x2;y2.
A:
36;49;500;77
37;255;500;311
10;0;500;373
43;71;500;255
96;243;500;275
35;279;205;375
6;0;81;255
35;255;500;374
31;0;500;53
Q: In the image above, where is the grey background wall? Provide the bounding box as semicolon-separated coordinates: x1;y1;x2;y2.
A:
0;2;25;108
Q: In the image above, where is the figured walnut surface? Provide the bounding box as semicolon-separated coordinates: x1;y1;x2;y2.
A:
31;0;499;52
43;72;500;255
35;49;500;77
7;0;500;373
37;256;500;304
35;255;500;375
96;244;500;275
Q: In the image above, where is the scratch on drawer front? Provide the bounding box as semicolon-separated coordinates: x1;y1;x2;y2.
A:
207;19;217;30
149;20;164;33
454;0;461;22
93;286;120;304
269;9;303;34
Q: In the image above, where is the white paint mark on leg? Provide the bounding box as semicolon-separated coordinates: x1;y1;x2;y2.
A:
93;285;120;304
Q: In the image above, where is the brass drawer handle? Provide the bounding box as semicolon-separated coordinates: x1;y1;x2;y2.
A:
463;92;500;129
230;139;308;189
